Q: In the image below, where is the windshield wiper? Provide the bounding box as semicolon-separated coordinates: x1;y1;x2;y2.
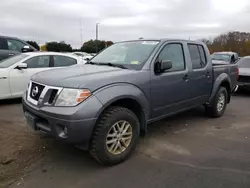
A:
86;62;127;69
101;63;127;69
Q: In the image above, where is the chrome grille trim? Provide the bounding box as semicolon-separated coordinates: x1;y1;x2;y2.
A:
27;81;63;106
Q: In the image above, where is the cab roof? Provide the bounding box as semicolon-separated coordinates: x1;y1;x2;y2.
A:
117;38;204;44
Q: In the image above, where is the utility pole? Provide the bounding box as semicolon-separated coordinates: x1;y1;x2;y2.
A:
95;23;100;53
96;23;100;40
80;19;83;49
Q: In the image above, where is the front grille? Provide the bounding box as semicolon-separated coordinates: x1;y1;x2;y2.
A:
48;89;58;104
29;82;45;101
238;76;250;83
27;81;62;106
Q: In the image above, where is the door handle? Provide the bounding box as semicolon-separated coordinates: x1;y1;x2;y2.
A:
183;74;189;82
8;53;14;56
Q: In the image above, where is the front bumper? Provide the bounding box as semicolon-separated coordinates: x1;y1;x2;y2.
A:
22;92;103;150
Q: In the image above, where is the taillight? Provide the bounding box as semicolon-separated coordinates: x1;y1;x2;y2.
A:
236;67;239;80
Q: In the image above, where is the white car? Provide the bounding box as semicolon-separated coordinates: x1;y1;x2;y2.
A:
71;52;90;57
0;52;84;100
71;52;94;62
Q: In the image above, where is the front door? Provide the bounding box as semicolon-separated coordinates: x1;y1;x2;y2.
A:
9;55;52;97
151;42;191;119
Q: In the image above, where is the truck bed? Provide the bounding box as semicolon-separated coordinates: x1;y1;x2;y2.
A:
213;63;238;91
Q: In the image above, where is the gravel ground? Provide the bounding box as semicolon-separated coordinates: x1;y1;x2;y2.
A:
1;92;250;188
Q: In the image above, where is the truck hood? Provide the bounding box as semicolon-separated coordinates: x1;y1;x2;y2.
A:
31;64;143;91
239;67;250;76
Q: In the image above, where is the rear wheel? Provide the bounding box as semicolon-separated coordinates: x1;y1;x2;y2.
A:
90;106;140;166
206;87;228;118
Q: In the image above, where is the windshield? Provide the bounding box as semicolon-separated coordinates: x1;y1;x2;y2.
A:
90;40;159;70
0;54;29;68
237;58;250;68
211;53;230;61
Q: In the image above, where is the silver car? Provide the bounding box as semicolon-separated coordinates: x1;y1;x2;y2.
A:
235;56;250;91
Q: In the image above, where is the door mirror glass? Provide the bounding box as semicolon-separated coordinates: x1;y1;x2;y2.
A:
16;63;27;69
22;45;33;53
155;60;172;73
161;60;172;71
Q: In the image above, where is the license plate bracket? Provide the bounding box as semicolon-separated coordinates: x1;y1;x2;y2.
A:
24;112;37;130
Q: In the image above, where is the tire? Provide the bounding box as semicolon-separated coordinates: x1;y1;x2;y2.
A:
90;106;140;166
206;87;228;118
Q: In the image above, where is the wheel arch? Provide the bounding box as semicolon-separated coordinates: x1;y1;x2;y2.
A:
94;84;150;134
209;73;232;104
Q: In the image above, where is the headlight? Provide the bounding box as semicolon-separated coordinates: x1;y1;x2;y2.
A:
55;88;91;107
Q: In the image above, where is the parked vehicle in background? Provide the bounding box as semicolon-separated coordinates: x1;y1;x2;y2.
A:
22;39;237;165
72;52;90;57
211;52;239;64
71;52;94;62
0;35;37;61
234;56;250;91
0;52;84;100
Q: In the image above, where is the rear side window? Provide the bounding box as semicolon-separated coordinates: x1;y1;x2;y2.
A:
188;44;207;69
53;56;77;67
198;45;206;65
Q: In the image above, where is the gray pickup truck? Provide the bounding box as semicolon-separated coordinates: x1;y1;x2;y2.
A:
22;39;238;165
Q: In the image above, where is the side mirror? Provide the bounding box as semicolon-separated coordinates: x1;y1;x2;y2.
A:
22;45;33;53
155;60;172;73
16;63;27;70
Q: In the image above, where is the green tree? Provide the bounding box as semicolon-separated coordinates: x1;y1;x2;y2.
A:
26;41;40;50
81;40;113;53
46;41;72;52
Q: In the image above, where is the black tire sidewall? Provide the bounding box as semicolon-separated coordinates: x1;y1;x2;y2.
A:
92;107;139;165
213;87;228;117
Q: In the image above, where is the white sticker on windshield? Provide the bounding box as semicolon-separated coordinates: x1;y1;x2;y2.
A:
141;41;159;45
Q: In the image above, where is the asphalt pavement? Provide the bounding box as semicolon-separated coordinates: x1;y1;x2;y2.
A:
2;93;250;188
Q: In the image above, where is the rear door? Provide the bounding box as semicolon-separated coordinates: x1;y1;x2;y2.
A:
187;43;213;104
9;55;52;97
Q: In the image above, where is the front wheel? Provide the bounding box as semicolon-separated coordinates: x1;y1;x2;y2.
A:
206;87;228;118
90;106;140;166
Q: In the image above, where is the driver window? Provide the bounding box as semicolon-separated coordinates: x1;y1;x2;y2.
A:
7;39;25;52
24;56;50;68
158;43;185;72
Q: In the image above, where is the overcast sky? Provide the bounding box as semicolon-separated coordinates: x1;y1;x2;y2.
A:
1;0;250;47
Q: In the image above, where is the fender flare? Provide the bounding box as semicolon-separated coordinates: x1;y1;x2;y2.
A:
208;73;231;104
93;83;150;131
